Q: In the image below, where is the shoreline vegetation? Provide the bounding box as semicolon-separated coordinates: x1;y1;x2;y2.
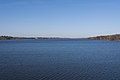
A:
87;34;120;41
0;36;74;40
0;34;120;41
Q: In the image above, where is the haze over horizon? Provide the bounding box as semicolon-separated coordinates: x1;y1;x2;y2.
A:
0;0;120;38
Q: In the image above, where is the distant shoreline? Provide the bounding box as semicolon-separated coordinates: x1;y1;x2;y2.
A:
87;34;120;41
0;36;82;40
0;34;120;41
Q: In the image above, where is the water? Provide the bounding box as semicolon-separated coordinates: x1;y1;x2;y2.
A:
0;39;120;80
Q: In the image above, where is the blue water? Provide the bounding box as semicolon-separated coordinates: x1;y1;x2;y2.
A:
0;39;120;80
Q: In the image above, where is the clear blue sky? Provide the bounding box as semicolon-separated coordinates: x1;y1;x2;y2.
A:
0;0;120;38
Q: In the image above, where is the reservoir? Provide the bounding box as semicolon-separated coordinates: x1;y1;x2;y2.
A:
0;39;120;80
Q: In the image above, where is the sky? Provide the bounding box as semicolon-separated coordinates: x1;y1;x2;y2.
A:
0;0;120;38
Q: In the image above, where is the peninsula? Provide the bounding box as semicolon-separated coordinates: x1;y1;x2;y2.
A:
88;34;120;41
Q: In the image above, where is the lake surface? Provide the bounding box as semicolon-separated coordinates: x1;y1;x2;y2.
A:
0;39;120;80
